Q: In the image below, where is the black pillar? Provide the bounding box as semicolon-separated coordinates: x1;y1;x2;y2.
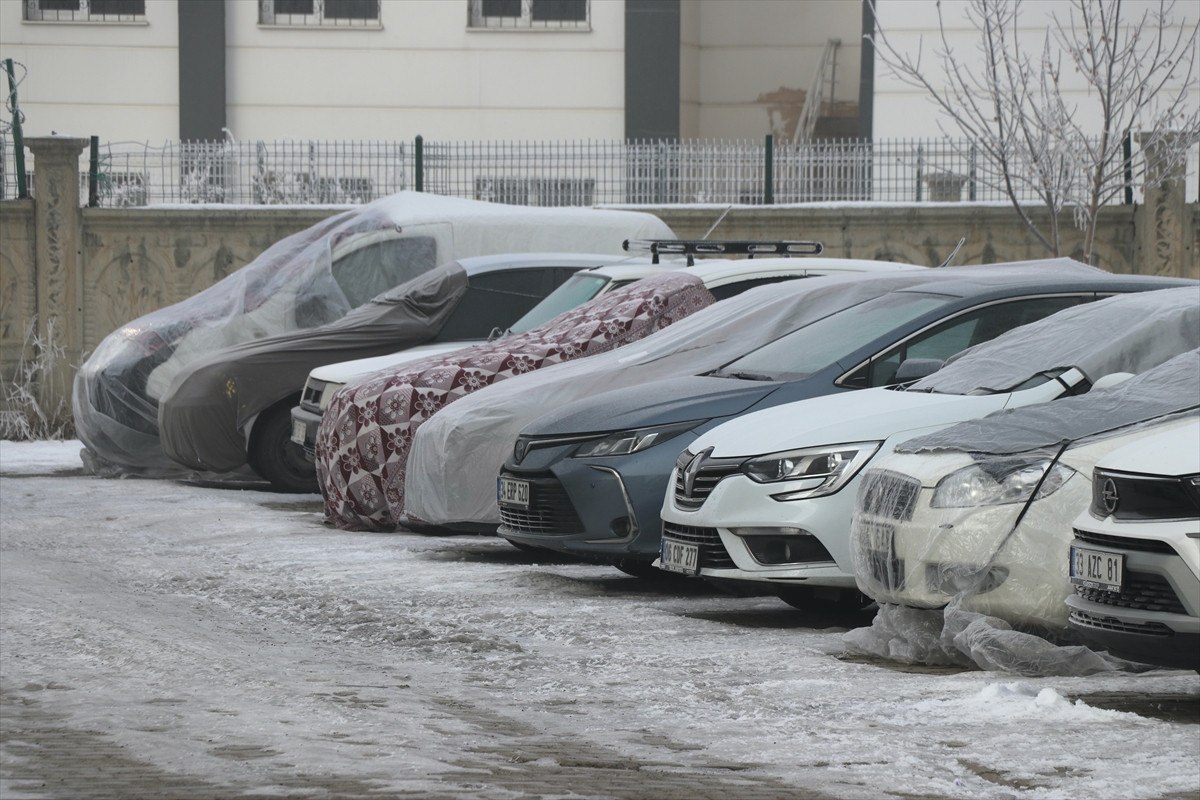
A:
624;0;680;140
178;0;227;140
858;0;875;140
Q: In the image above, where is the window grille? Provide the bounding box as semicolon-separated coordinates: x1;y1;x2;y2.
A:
25;0;145;22
468;0;589;30
259;0;380;27
474;177;530;205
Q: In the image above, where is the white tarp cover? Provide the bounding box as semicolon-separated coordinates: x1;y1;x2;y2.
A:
72;191;672;476
847;352;1200;675
317;272;713;531
910;286;1200;395
403;268;983;528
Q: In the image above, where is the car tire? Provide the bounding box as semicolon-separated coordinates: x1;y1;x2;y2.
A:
774;585;873;611
248;400;319;493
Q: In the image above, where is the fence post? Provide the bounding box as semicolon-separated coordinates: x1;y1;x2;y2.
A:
915;142;924;202
88;136;100;207
1122;130;1133;205
4;58;28;199
968;143;977;202
414;135;423;192
763;134;775;205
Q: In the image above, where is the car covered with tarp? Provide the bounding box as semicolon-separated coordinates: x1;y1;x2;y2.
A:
846;349;1199;675
157;253;628;492
316;271;714;530
73;191;673;476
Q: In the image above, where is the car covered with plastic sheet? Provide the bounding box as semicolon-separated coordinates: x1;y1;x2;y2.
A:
157;253;626;492
657;286;1199;608
72;191;673;476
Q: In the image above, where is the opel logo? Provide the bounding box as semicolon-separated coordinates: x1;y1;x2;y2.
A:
1101;477;1119;514
682;447;712;497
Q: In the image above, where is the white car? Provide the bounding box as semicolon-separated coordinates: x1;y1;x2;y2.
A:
656;288;1200;607
293;249;919;459
1066;418;1200;668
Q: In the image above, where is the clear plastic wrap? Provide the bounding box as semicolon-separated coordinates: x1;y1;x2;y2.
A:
72;192;673;475
316;272;714;531
403;269;960;528
848;352;1200;674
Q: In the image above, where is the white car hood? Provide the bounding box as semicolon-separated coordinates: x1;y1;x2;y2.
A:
694;388;1016;458
309;341;476;384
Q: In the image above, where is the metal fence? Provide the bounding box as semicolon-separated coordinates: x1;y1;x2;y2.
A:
2;135;1197;207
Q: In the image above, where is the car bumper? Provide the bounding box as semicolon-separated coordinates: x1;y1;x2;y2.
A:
656;465;860;588
290;405;323;461
497;434;699;563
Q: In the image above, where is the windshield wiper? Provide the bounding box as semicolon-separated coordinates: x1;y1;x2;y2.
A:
720;370;776;382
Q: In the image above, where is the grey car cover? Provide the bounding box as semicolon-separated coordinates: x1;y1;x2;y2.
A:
158;264;470;473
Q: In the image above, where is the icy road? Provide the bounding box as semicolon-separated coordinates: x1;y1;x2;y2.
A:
1;441;1197;799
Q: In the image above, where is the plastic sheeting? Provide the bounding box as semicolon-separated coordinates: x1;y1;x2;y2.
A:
158;265;469;474
848;353;1200;675
911;286;1200;395
402;268;975;528
317;272;714;531
72;191;673;475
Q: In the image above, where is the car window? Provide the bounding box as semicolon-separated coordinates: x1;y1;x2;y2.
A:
331;235;438;308
436;268;571;341
707;274;807;302
714;292;955;381
507;273;613;334
843;294;1090;388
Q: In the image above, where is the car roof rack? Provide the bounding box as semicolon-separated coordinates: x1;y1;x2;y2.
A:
622;239;824;265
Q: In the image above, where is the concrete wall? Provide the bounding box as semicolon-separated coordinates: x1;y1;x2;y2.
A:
1;137;1195;424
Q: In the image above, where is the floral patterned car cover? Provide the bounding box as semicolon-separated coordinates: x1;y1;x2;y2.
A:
316;271;715;531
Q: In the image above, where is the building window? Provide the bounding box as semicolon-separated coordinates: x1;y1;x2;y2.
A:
468;0;589;30
260;0;381;27
25;0;145;22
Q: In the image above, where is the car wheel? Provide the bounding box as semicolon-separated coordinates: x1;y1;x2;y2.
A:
248;400;318;493
774;585;873;611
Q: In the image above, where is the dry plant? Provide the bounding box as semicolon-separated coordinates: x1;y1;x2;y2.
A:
871;0;1200;262
1;318;75;441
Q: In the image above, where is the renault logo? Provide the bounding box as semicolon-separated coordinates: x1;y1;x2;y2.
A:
513;437;530;465
1101;477;1119;514
682;447;713;497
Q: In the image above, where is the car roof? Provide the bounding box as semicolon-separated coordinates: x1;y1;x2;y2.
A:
573;256;921;283
455;252;656;276
895;263;1195;299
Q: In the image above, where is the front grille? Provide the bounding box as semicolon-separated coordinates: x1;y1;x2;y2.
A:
1070;609;1173;637
1073;571;1188;615
661;521;735;569
1073;529;1177;555
673;457;744;510
1091;469;1200;521
497;473;584;535
300;379;329;413
858;469;922;522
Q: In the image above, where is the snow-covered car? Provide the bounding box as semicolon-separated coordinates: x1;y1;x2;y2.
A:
403;257;933;533
494;261;1157;574
289;257;677;460
157;253;628;492
656;286;1200;607
851;352;1198;633
73;191;673;476
1066;416;1200;669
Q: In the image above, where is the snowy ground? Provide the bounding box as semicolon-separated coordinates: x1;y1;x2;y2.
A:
1;441;1197;800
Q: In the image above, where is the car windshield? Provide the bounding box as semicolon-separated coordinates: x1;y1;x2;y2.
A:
713;291;955;381
507;273;612;334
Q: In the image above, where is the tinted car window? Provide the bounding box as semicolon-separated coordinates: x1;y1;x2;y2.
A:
331;235;438;308
436;268;563;341
715;292;954;381
845;294;1089;388
707;274;806;302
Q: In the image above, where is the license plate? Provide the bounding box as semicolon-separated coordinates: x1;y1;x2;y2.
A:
291;418;307;446
862;521;895;553
862;522;903;590
660;539;699;575
1070;545;1124;593
497;476;530;508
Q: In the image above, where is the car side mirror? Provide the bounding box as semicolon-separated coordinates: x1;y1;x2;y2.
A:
894;358;945;382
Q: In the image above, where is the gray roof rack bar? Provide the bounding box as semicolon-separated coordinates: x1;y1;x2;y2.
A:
622;239;824;264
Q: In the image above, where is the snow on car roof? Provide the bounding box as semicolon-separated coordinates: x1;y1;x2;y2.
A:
456;252;653;276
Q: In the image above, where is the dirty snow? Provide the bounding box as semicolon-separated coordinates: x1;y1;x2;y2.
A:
1;441;1197;799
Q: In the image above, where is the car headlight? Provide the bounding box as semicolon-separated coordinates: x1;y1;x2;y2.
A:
931;459;1076;508
571;422;698;458
741;441;881;501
